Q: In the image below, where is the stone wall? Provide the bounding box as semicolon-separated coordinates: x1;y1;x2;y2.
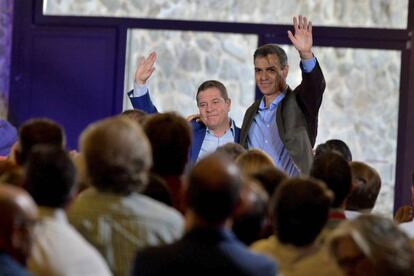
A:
44;0;408;28
0;0;13;118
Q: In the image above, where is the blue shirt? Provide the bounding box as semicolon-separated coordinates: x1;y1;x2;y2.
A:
197;120;236;161
247;58;316;176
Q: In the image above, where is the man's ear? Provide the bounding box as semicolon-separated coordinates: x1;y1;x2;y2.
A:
226;98;231;111
281;64;289;79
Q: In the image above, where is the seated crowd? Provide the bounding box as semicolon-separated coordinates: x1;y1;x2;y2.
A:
0;114;414;276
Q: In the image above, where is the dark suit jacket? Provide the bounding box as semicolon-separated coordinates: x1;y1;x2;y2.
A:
131;228;277;276
128;91;241;163
240;61;325;175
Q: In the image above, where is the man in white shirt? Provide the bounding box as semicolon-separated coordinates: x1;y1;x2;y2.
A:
24;145;112;276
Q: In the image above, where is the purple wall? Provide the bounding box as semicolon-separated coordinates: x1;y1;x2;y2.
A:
0;0;14;116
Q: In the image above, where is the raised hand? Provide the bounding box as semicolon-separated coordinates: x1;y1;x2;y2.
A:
135;51;157;85
287;15;313;59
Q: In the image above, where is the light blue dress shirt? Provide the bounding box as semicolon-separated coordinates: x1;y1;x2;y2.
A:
197;121;236;161
247;58;316;176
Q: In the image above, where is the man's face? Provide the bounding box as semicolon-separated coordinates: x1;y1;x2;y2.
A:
254;54;288;97
197;87;231;131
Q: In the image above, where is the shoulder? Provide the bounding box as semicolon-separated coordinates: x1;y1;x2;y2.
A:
222;236;277;275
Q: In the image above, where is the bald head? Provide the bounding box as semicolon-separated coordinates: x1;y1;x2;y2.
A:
187;154;242;224
0;184;37;265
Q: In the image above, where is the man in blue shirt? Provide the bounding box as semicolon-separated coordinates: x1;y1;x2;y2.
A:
128;53;240;163
240;15;326;176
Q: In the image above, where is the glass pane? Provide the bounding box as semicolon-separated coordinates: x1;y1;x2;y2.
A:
44;0;408;29
125;35;400;216
288;46;398;217
123;29;258;127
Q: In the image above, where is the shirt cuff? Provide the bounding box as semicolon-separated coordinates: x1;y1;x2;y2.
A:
131;83;149;97
301;57;316;73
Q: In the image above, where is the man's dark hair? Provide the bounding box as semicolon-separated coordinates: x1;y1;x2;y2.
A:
142;173;173;207
144;112;191;176
251;167;288;197
25;145;75;208
314;139;352;162
232;178;269;245
310;152;352;208
346;161;381;211
18;118;65;165
80;117;152;195
253;44;288;69
196;80;229;104
273;177;333;247
187;154;241;224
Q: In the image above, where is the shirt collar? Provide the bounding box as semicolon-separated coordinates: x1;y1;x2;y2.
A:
259;91;286;111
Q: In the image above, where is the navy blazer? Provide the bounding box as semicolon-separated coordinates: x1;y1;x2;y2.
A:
131;228;277;276
128;91;241;163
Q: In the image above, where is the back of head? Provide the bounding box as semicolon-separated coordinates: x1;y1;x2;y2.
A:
18;118;65;165
310;152;352;208
215;143;247;161
254;44;288;69
314;139;352;162
144;112;191;176
346;161;381;211
24;145;76;208
233;178;269;245
0;119;17;156
120;109;148;125
142;173;173;207
251;166;288;197
329;214;414;276
80;116;152;195
273;177;333;247
0;184;37;265
187;154;242;225
236;149;275;177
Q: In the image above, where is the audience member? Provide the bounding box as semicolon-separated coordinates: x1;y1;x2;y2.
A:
68;117;184;276
0;160;23;187
24;145;112;275
310;152;352;236
0;119;17;158
329;214;414;276
251;177;341;276
240;15;326;176
395;171;414;225
132;154;277;276
128;55;240;163
15;118;65;166
0;184;37;276
236;149;275;177
120;109;148;125
345;161;381;219
251;166;288;197
144;112;192;212
314;139;352;162
142;173;173;207
215;142;247;161
233;178;269;245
